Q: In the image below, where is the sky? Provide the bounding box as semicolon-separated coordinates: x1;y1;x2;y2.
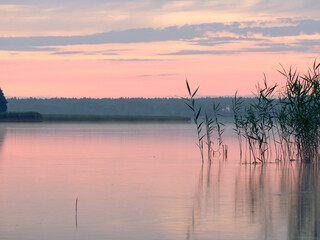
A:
0;0;320;98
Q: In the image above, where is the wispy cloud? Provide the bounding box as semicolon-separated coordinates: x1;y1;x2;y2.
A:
51;51;84;55
189;37;266;46
51;50;119;55
0;18;319;55
139;74;152;77
160;50;237;55
1;0;320;37
158;73;177;76
0;25;201;51
296;39;320;47
161;43;313;55
103;58;164;61
139;73;178;77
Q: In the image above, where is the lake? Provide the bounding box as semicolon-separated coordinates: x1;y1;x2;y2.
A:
0;123;318;240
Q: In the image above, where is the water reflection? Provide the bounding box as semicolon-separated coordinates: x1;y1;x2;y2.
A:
235;164;278;239
185;159;320;240
186;161;226;240
75;197;78;229
0;126;7;153
235;162;320;240
0;123;319;240
0;126;7;172
288;163;320;240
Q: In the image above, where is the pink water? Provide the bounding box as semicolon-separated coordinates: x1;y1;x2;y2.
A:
0;123;318;240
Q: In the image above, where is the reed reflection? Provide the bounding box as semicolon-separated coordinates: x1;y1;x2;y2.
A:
235;162;320;240
0;126;7;172
186;160;226;240
235;164;277;239
287;163;320;240
0;126;7;153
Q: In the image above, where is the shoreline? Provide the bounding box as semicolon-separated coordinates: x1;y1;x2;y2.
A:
0;112;190;123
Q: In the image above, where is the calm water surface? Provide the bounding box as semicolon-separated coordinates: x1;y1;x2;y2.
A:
0;123;318;240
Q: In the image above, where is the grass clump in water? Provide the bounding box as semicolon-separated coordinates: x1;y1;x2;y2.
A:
279;61;320;162
233;60;320;163
184;60;320;164
182;80;226;164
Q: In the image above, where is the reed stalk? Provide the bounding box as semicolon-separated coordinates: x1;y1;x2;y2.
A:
183;80;205;163
183;80;225;164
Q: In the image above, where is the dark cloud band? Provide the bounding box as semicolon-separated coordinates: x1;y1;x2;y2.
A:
0;18;319;53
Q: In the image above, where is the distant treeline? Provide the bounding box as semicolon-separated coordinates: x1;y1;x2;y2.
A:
7;97;257;117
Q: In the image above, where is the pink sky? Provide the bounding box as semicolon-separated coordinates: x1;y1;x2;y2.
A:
0;1;319;98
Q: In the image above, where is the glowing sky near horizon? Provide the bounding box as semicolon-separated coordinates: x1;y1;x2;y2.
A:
0;0;320;98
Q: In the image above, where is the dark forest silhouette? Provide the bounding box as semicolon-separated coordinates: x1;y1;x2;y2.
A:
0;88;7;112
7;97;257;117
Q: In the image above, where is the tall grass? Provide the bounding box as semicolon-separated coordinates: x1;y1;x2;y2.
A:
232;92;244;160
204;104;225;162
279;61;320;162
204;112;214;163
182;80;205;163
184;60;320;164
233;60;320;163
183;80;225;163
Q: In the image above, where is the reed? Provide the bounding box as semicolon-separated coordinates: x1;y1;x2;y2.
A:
204;112;214;163
232;92;244;161
279;61;320;162
233;60;320;163
211;103;225;157
182;80;205;163
184;60;320;163
75;197;78;229
183;80;225;163
212;103;224;148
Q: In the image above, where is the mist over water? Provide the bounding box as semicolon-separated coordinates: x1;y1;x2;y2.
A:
0;123;318;240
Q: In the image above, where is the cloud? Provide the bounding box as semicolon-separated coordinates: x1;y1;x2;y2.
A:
139;73;178;77
189;36;266;46
0;18;319;55
101;52;118;55
243;45;308;53
0;25;202;51
296;39;320;47
51;50;119;55
139;74;152;77
51;51;84;55
0;46;60;51
158;73;177;76
232;19;320;37
161;42;313;55
103;58;164;61
161;50;237;55
1;0;320;38
2;0;320;14
0;0;134;4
